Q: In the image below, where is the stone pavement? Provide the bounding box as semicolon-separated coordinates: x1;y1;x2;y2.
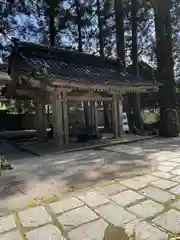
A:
1;170;180;239
1;138;180;239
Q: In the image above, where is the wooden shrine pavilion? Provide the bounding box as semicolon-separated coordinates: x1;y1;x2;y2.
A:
5;39;158;147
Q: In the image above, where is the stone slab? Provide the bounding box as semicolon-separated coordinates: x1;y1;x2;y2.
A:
172;200;180;210
121;179;147;190
78;191;109;208
169;185;180;195
26;224;66;240
18;206;52;228
0;214;16;233
133;175;159;183
0;230;22;240
151;171;174;179
153;209;180;234
68;219;108;240
172;176;180;183
159;162;180;167
57;206;98;230
49;197;84;214
95;203;136;227
125;221;168;240
157;165;175;173
171;168;180;175
169;158;180;163
111;190;145;207
153;155;170;161
140;186;175;203
128;200;163;219
152;179;178;190
97;184;126;196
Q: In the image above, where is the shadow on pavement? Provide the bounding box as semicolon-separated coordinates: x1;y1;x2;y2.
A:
1;137;180;214
103;225;129;240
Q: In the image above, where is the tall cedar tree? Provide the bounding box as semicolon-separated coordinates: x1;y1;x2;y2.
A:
75;0;89;127
129;0;144;133
75;0;83;52
45;0;60;46
97;0;110;130
154;0;179;137
115;0;125;65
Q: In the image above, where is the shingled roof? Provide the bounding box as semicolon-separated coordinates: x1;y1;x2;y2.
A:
8;40;154;88
128;61;157;84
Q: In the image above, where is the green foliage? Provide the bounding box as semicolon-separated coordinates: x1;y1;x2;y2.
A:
176;87;180;93
8;100;35;114
1;0;179;73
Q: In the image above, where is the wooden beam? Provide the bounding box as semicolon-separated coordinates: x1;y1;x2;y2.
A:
50;80;158;93
67;96;111;101
47;86;72;93
16;89;37;97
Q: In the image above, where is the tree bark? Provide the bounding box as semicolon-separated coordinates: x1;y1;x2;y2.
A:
75;0;90;129
115;0;125;65
154;0;179;137
75;0;83;52
97;0;109;130
97;0;104;57
130;0;144;134
48;7;56;123
49;9;56;47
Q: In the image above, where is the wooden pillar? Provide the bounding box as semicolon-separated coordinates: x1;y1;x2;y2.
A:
93;101;99;138
35;95;47;142
35;98;41;142
87;101;92;127
41;96;47;140
103;102;110;130
90;101;95;125
51;92;57;141
52;91;64;147
112;94;119;138
117;96;125;137
84;101;90;128
88;101;99;137
88;101;92;126
62;92;69;145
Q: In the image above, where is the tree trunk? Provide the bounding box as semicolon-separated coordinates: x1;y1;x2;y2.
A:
97;0;109;130
75;0;83;52
131;0;138;77
154;0;179;137
130;0;144;134
75;0;90;129
48;8;56;122
49;11;56;47
97;0;104;57
115;0;125;65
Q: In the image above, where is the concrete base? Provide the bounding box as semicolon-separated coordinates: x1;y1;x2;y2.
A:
14;134;155;156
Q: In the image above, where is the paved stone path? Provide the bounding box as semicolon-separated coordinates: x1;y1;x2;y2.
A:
1;167;180;238
1;138;180;239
